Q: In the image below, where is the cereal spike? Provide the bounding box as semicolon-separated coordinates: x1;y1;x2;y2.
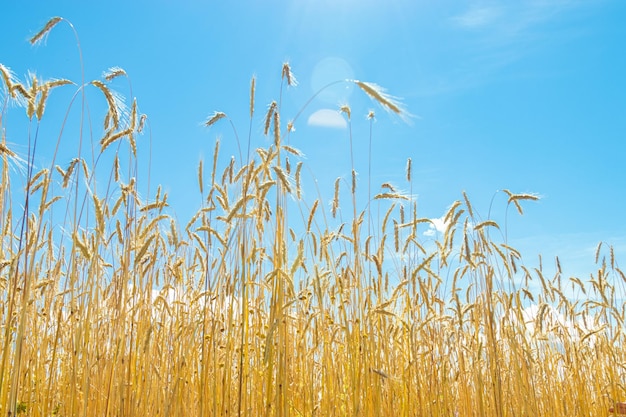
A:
0;142;16;158
594;242;603;264
273;110;280;146
104;66;127;81
374;193;409;201
48;79;73;88
35;84;49;120
114;154;120;182
462;191;474;218
91;80;119;128
62;158;79;188
381;183;397;193
11;83;30;101
205;111;227;127
27;74;38;119
353;80;401;114
295;161;303;199
138;114;147;133
507;192;540;203
506;191;539;215
129;98;137;130
93;194;105;236
307;200;319;232
100;128;132;153
128;132;137;157
0;64;14;91
198;160;204;194
211;139;220;185
264;101;277;136
38;78;73;119
73;231;91;260
30;17;63;45
249;76;256;118
473;220;500;232
406;158;412;182
332;177;340;218
272;165;291;194
340;105;351;120
281;62;297;87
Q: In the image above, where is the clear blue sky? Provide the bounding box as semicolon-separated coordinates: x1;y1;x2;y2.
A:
1;0;625;280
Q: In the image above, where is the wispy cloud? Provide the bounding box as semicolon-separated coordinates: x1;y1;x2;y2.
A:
413;0;592;98
451;5;501;29
451;0;587;35
307;109;347;129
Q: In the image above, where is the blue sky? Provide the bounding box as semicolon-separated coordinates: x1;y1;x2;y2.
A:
1;0;625;281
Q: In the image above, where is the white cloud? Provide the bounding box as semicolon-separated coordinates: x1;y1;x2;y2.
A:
307;109;347;129
423;216;448;237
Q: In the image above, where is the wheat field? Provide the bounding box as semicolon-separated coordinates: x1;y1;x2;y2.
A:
1;18;625;417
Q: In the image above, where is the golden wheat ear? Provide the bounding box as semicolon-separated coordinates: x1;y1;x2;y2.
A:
30;17;63;45
0;64;15;91
339;104;351;120
204;111;227;127
104;67;127;81
282;62;298;87
351;80;414;123
249;76;256;118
